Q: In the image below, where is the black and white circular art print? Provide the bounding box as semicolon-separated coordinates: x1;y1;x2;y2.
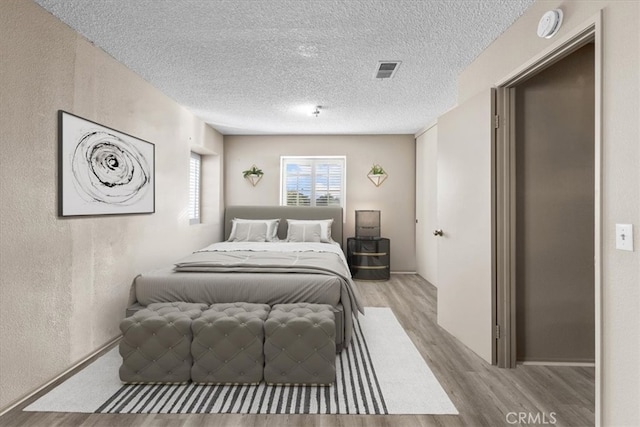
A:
72;131;150;205
60;111;154;216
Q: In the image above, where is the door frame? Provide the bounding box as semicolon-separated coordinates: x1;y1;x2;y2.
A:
493;10;603;425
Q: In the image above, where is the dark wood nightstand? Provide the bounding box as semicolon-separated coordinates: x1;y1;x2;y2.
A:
346;237;390;281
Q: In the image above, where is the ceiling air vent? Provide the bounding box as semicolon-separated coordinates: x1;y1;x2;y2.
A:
375;61;401;79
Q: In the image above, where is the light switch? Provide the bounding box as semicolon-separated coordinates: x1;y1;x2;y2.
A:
615;224;634;251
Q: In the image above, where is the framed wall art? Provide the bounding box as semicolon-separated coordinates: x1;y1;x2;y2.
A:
58;111;155;216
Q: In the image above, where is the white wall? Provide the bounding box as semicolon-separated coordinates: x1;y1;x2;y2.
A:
224;135;416;272
415;125;438;285
0;0;224;411
456;1;639;425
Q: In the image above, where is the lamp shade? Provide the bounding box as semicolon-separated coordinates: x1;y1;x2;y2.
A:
355;210;380;239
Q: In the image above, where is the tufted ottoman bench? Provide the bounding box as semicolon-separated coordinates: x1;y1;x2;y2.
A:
119;302;207;383
191;302;271;384
263;303;336;385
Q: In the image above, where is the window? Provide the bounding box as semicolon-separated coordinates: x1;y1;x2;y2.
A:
280;156;346;208
189;152;201;224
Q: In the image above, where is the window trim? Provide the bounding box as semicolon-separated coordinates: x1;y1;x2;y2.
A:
189;152;201;225
279;155;347;210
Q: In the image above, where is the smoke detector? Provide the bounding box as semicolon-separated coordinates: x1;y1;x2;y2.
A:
537;9;563;39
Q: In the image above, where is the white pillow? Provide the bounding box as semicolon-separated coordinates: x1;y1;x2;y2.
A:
286;223;322;243
230;222;268;242
229;218;280;242
286;219;334;243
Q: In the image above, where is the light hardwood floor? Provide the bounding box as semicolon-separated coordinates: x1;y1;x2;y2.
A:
0;275;594;427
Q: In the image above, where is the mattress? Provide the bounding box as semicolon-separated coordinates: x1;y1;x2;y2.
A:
134;268;343;307
130;241;363;349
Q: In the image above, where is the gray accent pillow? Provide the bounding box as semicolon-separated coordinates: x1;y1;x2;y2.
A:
286;219;333;243
231;222;268;242
286;223;322;243
229;218;280;241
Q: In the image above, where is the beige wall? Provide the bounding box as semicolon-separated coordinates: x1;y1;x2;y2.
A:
415;126;438;285
0;0;224;411
458;1;639;424
224;135;416;272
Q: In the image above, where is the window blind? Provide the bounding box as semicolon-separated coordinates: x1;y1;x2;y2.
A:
189;152;201;224
281;156;345;208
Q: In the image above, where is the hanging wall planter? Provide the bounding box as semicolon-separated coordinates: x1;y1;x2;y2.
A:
367;164;388;187
242;165;264;187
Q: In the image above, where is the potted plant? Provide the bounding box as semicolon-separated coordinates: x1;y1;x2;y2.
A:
243;165;264;186
369;164;385;175
367;164;388;187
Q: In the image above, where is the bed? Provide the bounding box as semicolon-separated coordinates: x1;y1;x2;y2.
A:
127;205;363;351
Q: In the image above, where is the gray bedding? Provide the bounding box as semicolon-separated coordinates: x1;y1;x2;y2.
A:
132;244;363;348
134;268;343;308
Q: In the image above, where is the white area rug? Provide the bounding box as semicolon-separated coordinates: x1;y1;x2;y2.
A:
24;307;457;415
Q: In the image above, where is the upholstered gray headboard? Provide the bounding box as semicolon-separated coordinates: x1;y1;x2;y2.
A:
224;205;343;245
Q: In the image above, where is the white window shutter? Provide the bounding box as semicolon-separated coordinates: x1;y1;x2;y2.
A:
189;152;201;224
281;156;345;208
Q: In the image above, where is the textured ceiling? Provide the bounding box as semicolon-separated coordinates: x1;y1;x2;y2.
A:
34;0;534;135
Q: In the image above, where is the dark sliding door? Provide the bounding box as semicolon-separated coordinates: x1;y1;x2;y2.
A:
515;43;595;363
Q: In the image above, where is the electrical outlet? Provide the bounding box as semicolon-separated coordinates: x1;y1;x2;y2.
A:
615;224;634;251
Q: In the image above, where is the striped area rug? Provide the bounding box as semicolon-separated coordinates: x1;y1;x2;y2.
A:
97;315;386;414
24;308;457;415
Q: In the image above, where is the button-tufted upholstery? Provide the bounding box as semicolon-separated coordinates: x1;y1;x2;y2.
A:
264;303;336;385
191;302;271;384
119;302;207;383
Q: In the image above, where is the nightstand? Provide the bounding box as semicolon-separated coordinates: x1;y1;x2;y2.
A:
346;237;390;281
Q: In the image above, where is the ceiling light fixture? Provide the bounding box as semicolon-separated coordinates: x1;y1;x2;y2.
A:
312;106;321;117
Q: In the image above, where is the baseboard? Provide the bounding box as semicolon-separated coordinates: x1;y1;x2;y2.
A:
390;271;417;275
519;361;596;367
0;335;121;417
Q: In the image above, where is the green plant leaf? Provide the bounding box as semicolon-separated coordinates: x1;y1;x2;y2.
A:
242;166;263;177
369;164;385;175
